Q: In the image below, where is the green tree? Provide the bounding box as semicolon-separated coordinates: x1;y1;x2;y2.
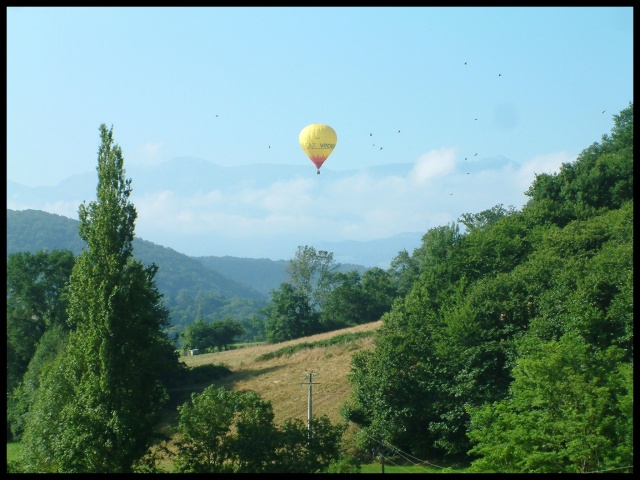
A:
6;249;75;397
467;334;633;473
261;246;338;343
320;270;366;330
7;323;69;442
237;312;266;343
173;385;347;473
524;102;632;227
181;317;217;351
361;267;397;321
411;223;464;311
20;124;181;472
388;248;419;298
275;415;347;473
173;386;279;473
458;204;517;232
262;282;320;343
320;267;395;330
210;316;245;350
181;316;246;352
287;245;338;311
343;300;447;460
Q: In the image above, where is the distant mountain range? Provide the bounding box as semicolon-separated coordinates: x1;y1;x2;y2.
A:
7;208;266;300
7;209;373;300
7;158;427;267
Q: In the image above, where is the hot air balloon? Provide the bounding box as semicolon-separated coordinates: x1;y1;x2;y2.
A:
299;123;337;174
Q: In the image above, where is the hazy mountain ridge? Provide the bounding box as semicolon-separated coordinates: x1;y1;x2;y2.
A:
7;208;384;300
7;158;428;267
194;255;368;297
7;155;510;198
7;209;264;300
7;158;423;200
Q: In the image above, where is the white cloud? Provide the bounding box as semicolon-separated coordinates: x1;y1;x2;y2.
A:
129;142;165;168
410;148;457;184
519;152;570;180
128;147;529;249
10;148;576;261
256;178;315;214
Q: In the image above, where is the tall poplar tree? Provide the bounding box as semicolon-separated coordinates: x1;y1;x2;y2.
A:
21;124;179;472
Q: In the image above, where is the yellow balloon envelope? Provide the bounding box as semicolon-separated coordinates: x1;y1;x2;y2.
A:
299;123;337;174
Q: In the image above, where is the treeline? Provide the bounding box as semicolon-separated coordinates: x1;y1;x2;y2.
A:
7;209;373;344
342;102;633;472
7;209;269;342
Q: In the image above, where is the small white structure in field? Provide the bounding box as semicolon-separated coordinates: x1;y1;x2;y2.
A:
189;349;200;356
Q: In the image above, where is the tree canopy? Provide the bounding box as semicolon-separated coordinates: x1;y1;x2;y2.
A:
343;102;633;472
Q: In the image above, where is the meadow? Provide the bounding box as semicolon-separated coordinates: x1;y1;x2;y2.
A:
8;320;468;473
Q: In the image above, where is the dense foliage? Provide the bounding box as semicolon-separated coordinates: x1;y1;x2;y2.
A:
6;250;75;407
343;102;633;472
7;210;270;340
261;247;397;343
18;124;183;472
173;385;348;473
180;316;245;353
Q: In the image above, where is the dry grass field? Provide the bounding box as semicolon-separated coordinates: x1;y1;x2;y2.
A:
151;321;383;469
177;320;382;428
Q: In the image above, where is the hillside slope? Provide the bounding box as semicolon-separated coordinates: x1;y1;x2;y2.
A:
6;208;264;300
178;320;383;427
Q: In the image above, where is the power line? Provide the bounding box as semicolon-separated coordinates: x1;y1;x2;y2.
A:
349;421;444;472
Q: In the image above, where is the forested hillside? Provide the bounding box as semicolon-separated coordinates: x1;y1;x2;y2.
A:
7;209;371;341
7;209;273;337
194;255;366;297
8;209;262;300
343;102;633;473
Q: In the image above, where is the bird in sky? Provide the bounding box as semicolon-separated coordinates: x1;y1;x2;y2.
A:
380;147;383;150
474;153;478;156
465;157;468;161
602;110;606;114
498;73;502;76
464;61;467;65
398;130;401;133
370;133;373;136
474;118;478;121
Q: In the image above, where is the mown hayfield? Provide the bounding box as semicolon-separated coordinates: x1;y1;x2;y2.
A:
179;320;383;427
151;320;385;470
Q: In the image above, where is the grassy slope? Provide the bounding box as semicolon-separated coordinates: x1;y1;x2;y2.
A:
9;320;464;472
8;322;383;470
177;320;382;427
152;320;384;468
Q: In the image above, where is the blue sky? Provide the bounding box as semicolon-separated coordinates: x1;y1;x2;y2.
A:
6;7;634;262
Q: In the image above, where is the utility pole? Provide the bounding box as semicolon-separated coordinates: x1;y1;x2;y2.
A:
300;372;320;443
373;447;387;474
